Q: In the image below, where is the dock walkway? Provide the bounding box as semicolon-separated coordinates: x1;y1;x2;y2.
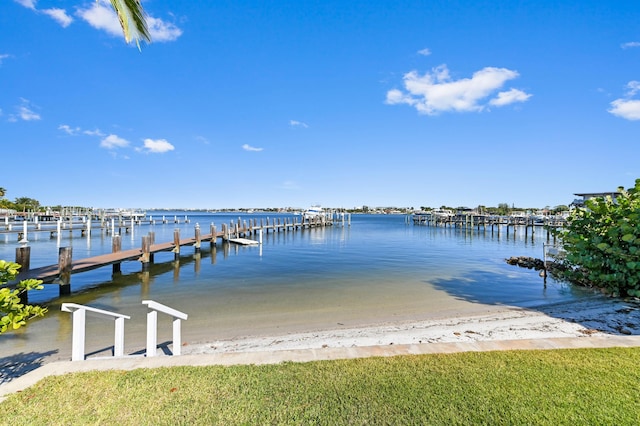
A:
7;214;343;299
20;233;210;284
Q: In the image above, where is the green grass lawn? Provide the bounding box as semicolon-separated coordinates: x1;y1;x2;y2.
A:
3;347;640;425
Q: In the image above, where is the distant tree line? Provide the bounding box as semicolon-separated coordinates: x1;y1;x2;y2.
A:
416;204;569;215
0;187;41;212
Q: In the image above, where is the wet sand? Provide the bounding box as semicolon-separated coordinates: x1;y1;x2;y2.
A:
182;296;640;355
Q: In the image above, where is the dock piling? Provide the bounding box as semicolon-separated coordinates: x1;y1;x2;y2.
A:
58;247;72;295
141;236;151;270
194;224;201;252
148;231;156;263
221;223;228;241
112;235;122;274
173;229;181;259
15;246;31;303
15;246;31;274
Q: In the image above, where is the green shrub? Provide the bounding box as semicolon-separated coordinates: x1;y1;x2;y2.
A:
553;179;640;297
0;260;47;333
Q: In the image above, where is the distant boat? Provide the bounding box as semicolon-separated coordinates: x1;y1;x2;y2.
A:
303;205;324;219
431;208;454;218
103;209;147;221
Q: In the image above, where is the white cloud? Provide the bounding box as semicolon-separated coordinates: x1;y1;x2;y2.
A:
58;124;81;135
386;64;531;115
14;0;36;10
489;88;532;106
147;16;183;42
77;1;182;43
608;99;640;120
19;106;40;120
59;125;107;137
608;81;640;121
417;48;431;56
0;54;11;65
141;138;175;153
621;42;640;49
15;99;40;121
290;120;309;128
242;144;263;152
65;127;178;154
84;128;105;137
100;134;130;149
195;136;210;144
18;0;181;43
625;81;640;97
42;8;73;27
15;0;73;27
76;2;124;38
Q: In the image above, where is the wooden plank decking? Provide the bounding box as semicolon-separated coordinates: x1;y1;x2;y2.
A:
19;233;216;283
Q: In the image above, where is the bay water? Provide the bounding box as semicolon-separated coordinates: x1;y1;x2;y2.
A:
0;212;591;367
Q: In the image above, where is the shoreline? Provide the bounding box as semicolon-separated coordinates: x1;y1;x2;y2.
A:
182;296;640;355
2;295;639;401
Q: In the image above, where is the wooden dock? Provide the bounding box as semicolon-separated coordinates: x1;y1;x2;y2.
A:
0;217;163;241
411;212;564;242
8;214;341;301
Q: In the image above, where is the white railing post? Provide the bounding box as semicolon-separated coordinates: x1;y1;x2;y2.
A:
146;309;158;357
142;300;188;357
71;308;86;362
172;317;182;355
61;303;130;361
114;316;126;357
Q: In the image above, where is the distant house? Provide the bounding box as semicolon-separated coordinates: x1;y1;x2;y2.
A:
571;192;620;208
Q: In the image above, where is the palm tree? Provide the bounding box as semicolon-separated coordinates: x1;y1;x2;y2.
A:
107;0;151;48
0;187;5;198
15;197;39;213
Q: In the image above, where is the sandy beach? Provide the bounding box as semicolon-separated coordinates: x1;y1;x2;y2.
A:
2;294;640;401
183;295;640;355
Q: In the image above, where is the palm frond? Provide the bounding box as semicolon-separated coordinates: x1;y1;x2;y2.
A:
106;0;151;49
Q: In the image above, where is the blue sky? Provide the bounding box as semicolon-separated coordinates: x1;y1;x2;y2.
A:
1;0;639;210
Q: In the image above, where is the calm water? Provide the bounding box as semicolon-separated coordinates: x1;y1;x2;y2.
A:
0;212;591;364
